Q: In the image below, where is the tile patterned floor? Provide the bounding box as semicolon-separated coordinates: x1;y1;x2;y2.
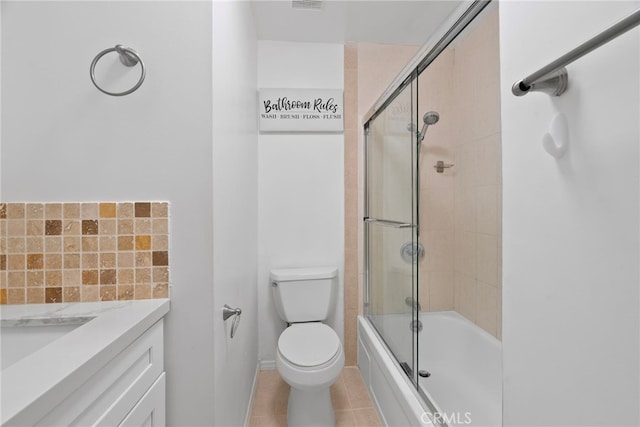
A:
249;367;383;427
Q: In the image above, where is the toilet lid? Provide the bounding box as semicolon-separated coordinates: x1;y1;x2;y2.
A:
278;323;341;367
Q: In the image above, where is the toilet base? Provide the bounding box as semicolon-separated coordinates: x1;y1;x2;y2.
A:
287;386;335;427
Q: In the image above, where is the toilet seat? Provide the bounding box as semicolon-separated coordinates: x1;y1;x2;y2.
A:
278;323;340;367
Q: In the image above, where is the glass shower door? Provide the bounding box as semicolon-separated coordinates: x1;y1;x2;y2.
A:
364;76;419;385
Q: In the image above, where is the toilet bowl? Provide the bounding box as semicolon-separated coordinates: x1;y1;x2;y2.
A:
276;323;344;426
270;267;344;427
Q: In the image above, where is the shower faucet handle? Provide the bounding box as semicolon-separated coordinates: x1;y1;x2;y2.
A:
434;160;454;173
405;297;422;312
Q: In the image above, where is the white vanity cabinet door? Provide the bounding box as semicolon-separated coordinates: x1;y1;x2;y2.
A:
119;373;166;427
35;319;165;427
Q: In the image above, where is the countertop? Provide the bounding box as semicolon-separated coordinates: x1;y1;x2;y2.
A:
0;299;170;425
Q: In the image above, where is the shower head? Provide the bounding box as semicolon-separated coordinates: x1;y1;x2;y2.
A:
417;111;440;143
423;111;440;125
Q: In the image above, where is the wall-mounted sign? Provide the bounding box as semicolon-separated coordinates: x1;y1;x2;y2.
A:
258;88;344;132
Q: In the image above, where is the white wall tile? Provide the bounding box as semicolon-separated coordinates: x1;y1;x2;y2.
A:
475;133;502;186
476;233;498;287
424;228;454;272
454;271;476;322
476;185;499;236
454;230;476;277
427;269;455;311
475;280;498;336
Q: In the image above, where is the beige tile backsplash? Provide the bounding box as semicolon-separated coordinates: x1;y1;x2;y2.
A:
0;202;169;305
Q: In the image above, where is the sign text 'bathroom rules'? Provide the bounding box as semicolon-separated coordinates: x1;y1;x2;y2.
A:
258;89;344;132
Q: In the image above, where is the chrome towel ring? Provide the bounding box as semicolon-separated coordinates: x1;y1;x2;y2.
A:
90;45;145;96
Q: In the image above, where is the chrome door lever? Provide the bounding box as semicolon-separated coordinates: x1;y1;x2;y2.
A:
223;304;242;321
223;304;242;339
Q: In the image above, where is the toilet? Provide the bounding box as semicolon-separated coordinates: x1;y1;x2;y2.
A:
271;266;344;427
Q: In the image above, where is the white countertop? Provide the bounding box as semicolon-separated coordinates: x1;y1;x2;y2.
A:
0;299;170;425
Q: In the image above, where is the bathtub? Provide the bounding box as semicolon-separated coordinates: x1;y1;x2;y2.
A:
358;311;501;427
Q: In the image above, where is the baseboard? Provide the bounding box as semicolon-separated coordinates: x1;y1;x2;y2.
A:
243;363;260;427
259;359;276;370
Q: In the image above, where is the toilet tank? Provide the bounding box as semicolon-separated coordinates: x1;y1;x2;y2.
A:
270;266;338;323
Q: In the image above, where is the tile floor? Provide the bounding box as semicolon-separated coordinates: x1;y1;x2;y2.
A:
248;367;383;427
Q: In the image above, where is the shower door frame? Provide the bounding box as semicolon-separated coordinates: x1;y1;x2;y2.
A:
363;70;420;388
362;0;493;420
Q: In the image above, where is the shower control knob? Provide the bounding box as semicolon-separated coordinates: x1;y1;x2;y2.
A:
419;370;431;378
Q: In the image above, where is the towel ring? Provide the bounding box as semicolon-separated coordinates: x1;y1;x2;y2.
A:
90;45;145;96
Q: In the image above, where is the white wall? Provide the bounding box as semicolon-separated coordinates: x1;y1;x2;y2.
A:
211;2;258;426
500;1;640;425
257;41;344;364
0;3;2;187
2;1;258;425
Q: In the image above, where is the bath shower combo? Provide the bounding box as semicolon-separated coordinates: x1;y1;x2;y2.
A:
359;2;640;426
359;2;502;426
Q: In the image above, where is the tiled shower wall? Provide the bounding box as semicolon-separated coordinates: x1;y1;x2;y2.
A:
344;44;359;366
417;5;502;339
417;6;502;339
0;202;169;305
451;7;502;339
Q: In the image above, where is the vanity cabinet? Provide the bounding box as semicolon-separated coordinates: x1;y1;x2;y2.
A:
34;320;165;427
120;373;166;426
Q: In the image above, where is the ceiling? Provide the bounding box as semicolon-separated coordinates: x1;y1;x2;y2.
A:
250;0;466;45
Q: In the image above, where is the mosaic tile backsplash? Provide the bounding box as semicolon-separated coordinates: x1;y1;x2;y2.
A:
0;202;169;304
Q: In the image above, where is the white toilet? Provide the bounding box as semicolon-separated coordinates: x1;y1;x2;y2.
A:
271;266;344;427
